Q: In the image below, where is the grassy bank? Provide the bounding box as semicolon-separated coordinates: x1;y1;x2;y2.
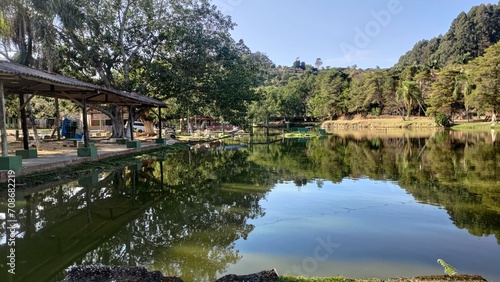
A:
322;116;499;133
279;276;381;282
451;122;500;131
279;275;487;281
322;117;437;130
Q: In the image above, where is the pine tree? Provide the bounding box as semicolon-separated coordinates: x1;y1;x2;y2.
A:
469;41;500;122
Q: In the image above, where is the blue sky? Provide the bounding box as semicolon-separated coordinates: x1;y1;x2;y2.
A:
213;0;498;69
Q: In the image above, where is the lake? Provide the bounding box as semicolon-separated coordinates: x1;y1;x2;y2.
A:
1;129;499;281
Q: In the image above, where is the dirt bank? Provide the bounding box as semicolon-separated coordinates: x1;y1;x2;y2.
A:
322;116;437;130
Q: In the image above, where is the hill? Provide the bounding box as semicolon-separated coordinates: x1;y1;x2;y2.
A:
395;3;500;68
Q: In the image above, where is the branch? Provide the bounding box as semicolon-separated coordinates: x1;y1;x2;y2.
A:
0;44;13;62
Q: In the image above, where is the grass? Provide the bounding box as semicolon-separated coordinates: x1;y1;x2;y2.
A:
279;276;382;282
451;121;500;131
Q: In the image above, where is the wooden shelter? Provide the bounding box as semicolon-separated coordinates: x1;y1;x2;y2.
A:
0;61;167;172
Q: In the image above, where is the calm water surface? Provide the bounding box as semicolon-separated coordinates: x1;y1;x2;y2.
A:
1;129;499;281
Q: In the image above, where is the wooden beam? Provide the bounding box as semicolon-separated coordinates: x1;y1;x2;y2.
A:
85;91;103;100
19;92;38;111
61;91;84;107
0;80;8;156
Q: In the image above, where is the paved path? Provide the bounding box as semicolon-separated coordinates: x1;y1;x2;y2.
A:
19;141;164;176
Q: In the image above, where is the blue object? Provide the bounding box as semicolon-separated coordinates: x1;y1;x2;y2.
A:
61;118;70;137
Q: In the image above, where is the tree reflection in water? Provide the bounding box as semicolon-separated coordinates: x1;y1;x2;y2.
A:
0;130;499;281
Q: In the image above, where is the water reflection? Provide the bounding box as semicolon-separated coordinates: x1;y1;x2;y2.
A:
248;130;499;242
0;149;276;282
0;129;499;281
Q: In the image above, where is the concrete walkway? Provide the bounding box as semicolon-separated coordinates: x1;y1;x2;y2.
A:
19;141;165;176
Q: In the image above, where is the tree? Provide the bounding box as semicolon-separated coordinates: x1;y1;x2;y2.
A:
362;70;387;115
395;3;500;69
414;70;433;115
396;80;421;119
143;2;258;128
426;67;463;120
308;68;349;119
468;41;500;122
454;70;473;121
315;58;323;69
55;0;174;137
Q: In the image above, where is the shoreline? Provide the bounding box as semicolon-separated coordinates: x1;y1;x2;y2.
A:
321;116;499;132
60;266;488;282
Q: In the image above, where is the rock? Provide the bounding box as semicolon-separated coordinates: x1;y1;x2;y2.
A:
216;269;279;282
60;265;183;282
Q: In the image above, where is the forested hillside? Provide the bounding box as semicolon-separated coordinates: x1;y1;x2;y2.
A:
248;2;500;124
395;3;500;68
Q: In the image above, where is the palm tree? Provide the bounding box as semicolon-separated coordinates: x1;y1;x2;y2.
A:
396;80;421;120
454;70;472;122
0;0;81;68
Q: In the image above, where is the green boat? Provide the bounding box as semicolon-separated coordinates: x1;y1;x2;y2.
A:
283;128;330;138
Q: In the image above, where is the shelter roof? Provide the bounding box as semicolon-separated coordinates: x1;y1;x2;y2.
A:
0;61;166;107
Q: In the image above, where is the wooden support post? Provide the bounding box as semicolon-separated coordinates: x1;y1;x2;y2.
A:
82;94;89;147
19;94;29;150
0;80;7;156
77;93;97;158
266;115;270;137
53;85;61;140
128;106;134;141
158;106;162;139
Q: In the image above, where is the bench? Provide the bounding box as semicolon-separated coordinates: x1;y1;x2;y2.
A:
297;127;309;134
66;136;84;147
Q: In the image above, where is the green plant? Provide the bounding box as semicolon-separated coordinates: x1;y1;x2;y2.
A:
434;112;452;127
371;107;381;116
437;259;458;276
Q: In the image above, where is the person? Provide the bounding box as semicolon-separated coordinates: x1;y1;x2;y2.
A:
61;117;70;137
124;121;131;139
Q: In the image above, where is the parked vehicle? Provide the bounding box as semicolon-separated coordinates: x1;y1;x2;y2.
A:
133;121;146;133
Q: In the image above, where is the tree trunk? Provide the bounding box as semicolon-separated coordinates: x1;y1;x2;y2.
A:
492;111;497;123
110;106;124;138
0;80;8;156
143;120;156;136
26;96;41;150
406;99;412;120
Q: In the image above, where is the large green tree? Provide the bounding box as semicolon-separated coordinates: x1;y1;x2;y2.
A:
308;68;349;119
468;41;500;122
396;80;421;119
426;67;463;119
